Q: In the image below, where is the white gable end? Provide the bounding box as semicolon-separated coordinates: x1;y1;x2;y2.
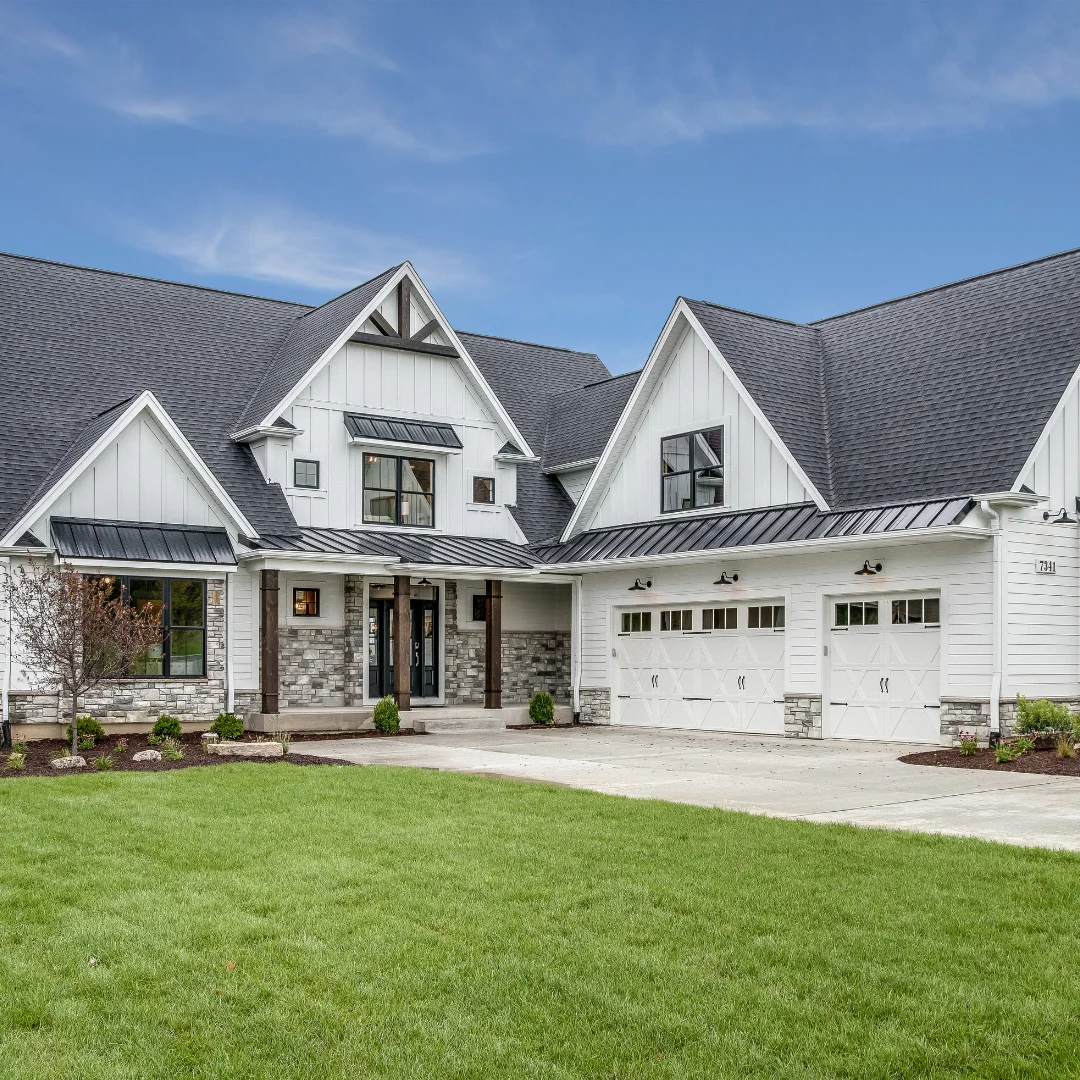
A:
1014;363;1080;510
576;318;811;534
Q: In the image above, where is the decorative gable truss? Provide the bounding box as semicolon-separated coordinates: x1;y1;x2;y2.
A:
0;390;256;551
562;300;829;541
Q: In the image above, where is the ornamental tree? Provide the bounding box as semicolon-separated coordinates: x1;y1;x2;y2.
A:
5;563;162;755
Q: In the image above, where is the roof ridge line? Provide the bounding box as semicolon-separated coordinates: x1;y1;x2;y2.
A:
0;249;315;309
683;296;805;327
296;263;403;316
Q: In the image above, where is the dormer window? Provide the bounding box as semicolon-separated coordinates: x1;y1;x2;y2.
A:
661;426;724;513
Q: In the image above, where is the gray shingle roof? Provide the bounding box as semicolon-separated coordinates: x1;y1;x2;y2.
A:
0;253;307;539
543;370;641;471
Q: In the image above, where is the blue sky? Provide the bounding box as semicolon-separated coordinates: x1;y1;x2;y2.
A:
2;1;1080;373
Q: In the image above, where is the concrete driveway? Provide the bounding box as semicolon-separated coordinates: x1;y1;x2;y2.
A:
296;726;1080;852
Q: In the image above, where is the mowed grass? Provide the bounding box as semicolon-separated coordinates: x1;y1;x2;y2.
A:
1;764;1078;1079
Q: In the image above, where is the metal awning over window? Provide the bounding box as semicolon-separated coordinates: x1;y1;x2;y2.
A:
344;412;463;450
50;518;236;565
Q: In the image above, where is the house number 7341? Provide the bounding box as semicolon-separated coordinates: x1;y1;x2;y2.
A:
1035;558;1057;575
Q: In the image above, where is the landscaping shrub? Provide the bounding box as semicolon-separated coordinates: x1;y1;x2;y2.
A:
373;696;400;733
114;737;129;756
152;714;183;740
6;752;25;771
211;713;244;740
1015;696;1073;735
1014;734;1036;756
1055;732;1076;759
529;690;555;726
65;716;104;744
78;736;96;752
12;738;28;754
94;754;114;771
160;737;184;761
994;739;1020;764
959;731;979;756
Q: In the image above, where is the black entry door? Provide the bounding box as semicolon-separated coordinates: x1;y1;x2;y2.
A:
368;594;439;699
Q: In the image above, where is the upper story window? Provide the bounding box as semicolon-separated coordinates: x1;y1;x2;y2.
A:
294;459;320;489
661;426;724;513
472;476;495;504
363;454;434;527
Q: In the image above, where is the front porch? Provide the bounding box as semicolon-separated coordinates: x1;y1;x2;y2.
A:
246;702;575;734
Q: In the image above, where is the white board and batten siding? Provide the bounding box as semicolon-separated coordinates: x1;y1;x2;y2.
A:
280;339;521;541
556;467;595;505
1017;372;1080;515
581;325;811;532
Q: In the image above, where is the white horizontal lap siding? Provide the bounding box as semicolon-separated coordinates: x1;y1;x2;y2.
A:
286;341;519;540
231;566;258;691
1005;511;1080;695
33;414;228;538
584;326;808;531
578;539;993;699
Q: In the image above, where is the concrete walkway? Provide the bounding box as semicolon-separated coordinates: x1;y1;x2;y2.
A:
296;726;1080;852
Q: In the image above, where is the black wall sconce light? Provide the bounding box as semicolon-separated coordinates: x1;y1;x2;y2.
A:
1043;507;1076;524
628;578;652;592
855;560;883;576
713;572;739;585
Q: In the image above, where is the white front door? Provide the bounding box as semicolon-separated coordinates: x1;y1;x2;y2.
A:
826;596;941;742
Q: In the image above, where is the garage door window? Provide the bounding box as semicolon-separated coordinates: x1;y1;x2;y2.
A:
834;601;878;627
703;607;737;630
620;611;653;633
892;597;940;625
748;604;785;629
660;609;693;631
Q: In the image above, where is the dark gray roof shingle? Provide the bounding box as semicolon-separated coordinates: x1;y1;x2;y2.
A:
543;370;641;471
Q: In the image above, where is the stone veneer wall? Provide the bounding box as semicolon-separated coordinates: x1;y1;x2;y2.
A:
344;575;365;707
578;687;611;725
279;627;347;707
442;580;571;705
784;694;822;738
9;574;228;733
940;697;1080;746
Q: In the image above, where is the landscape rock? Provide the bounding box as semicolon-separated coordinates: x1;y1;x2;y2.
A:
51;755;86;769
133;749;162;762
207;740;283;758
201;732;219;744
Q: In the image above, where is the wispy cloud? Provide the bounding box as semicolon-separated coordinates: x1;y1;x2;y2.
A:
126;202;484;295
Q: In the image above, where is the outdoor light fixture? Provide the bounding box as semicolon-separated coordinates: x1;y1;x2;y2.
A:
1043;507;1076;524
628;578;652;592
713;572;739;585
855;561;883;576
415;577;433;586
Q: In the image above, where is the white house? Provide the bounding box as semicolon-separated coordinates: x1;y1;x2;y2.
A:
3;247;1080;745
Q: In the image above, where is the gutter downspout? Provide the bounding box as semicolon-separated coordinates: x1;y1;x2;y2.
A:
225;570;235;715
571;575;582;719
981;500;1003;737
1;556;10;748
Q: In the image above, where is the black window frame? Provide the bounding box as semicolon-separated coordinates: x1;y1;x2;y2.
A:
92;575;207;679
619;611;653;634
293;588;320;617
472;475;495;504
703;607;738;630
660;425;725;514
472;594;486;622
747;604;786;630
361;452;435;528
293;459;320;489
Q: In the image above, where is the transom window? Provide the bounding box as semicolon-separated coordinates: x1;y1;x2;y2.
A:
748;604;786;629
703;607;737;630
293;588;320;617
661;426;724;513
892;597;940;625
94;576;206;677
293;459;320;489
620;611;653;633
363;453;434;527
834;601;879;627
660;609;694;632
472;476;495;504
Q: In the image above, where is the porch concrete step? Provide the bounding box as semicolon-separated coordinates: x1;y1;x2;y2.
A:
247;708;374;734
410;715;507;735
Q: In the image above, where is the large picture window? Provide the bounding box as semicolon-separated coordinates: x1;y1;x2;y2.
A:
362;453;434;527
661;426;724;513
96;576;206;677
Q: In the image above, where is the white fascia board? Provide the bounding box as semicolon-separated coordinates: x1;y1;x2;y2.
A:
545;457;599;475
1010;360;1080;494
348;436;463;456
395;563;541;579
972;490;1047;508
495;453;541;464
62;558;237;576
237;551;392;574
540;525;992;574
560;301;830;543
254;262;536;460
233;424;303;444
0;390;257;547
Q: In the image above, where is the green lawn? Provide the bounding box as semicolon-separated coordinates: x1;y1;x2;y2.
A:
1;763;1078;1079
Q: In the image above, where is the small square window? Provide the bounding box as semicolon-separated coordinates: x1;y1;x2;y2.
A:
473;594;486;622
294;459;319;489
472;476;495;504
293;588;320;617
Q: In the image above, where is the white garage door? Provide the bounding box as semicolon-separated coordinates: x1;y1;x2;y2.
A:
826;596;941;742
615;603;786;734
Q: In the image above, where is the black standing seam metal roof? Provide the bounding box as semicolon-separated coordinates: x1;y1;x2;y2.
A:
531;498;976;565
343;412;463;449
51;518;237;565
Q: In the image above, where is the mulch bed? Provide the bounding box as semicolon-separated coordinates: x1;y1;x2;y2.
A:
2;729;420;779
901;746;1080;776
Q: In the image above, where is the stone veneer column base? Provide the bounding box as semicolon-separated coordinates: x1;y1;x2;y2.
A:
784;694;822;738
578;687;611;725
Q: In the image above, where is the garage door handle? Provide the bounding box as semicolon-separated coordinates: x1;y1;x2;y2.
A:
830;701;848;706
879;677;884;692
924;704;940;709
885;678;889;693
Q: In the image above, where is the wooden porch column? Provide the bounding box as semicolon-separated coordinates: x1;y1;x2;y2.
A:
260;569;279;715
393;574;411;711
485;579;502;709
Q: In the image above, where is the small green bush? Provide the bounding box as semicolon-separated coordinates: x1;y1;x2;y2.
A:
958;732;979;756
529;690;555;726
12;738;28;754
6;752;25;771
1055;732;1076;759
373;696;400;733
1014;734;1036;755
152;714;183;740
114;738;129;755
94;754;114;771
211;713;244;741
994;739;1020;764
78;736;96;752
66;716;104;744
160;737;184;761
1015;696;1073;735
